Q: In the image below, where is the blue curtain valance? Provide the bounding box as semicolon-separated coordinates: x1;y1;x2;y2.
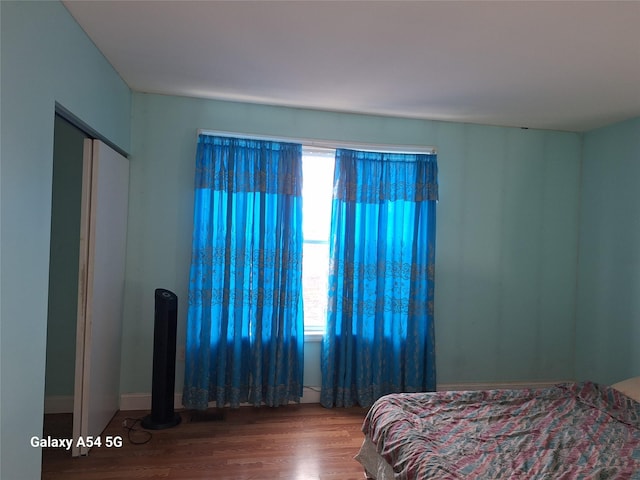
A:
195;135;302;195
332;149;438;203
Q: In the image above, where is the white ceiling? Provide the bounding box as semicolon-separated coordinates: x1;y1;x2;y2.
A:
63;1;640;132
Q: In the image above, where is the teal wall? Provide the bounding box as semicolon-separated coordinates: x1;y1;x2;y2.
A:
5;3;634;479
576;117;640;384
0;2;131;478
122;92;582;395
44;116;87;398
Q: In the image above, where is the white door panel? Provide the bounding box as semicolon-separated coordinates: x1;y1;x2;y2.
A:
72;139;129;456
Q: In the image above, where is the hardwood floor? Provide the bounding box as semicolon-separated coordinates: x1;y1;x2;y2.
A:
41;404;369;479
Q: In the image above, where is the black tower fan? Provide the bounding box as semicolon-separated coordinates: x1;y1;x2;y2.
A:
141;289;182;429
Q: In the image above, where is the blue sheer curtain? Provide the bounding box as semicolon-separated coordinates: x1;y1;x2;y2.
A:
320;148;438;408
183;135;304;409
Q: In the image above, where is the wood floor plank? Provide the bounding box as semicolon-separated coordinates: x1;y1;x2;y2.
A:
41;404;368;479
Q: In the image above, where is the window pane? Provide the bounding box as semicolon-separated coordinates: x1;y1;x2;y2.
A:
302;152;334;242
302;148;335;334
302;242;329;332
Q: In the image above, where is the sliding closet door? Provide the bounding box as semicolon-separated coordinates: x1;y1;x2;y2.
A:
72;139;129;456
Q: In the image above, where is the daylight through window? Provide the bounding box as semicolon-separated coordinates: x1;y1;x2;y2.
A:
301;147;335;336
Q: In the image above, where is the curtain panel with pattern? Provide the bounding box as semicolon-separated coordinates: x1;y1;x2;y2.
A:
321;148;438;408
183;135;305;409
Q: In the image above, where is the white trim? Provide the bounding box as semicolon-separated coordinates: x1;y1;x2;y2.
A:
302;145;336;157
120;386;323;411
304;332;324;343
119;393;160;411
301;386;322;404
44;395;74;414
436;380;572;392
196;129;437;155
120;382;572;411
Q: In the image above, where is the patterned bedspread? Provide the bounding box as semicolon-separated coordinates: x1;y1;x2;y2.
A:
362;382;640;479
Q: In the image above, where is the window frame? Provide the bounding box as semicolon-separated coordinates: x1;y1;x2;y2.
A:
301;146;335;341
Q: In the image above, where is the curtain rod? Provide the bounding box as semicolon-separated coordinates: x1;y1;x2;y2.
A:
197;129;437;155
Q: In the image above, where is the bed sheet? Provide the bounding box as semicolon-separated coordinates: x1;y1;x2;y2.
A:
360;382;640;479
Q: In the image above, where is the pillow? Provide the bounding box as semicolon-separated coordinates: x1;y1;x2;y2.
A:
611;377;640;402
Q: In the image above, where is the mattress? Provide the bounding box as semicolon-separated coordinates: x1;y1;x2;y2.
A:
357;382;640;479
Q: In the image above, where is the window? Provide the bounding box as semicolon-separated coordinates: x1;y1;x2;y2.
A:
302;147;335;338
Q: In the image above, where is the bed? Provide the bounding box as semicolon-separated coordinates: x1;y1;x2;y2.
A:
355;379;640;479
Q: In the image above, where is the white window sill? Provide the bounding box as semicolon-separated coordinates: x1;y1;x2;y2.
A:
304;331;324;343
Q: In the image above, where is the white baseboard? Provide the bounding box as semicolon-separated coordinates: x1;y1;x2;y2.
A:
301;386;321;403
437;380;572;392
120;386;323;411
44;395;74;414
119;393;163;411
119;381;572;411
